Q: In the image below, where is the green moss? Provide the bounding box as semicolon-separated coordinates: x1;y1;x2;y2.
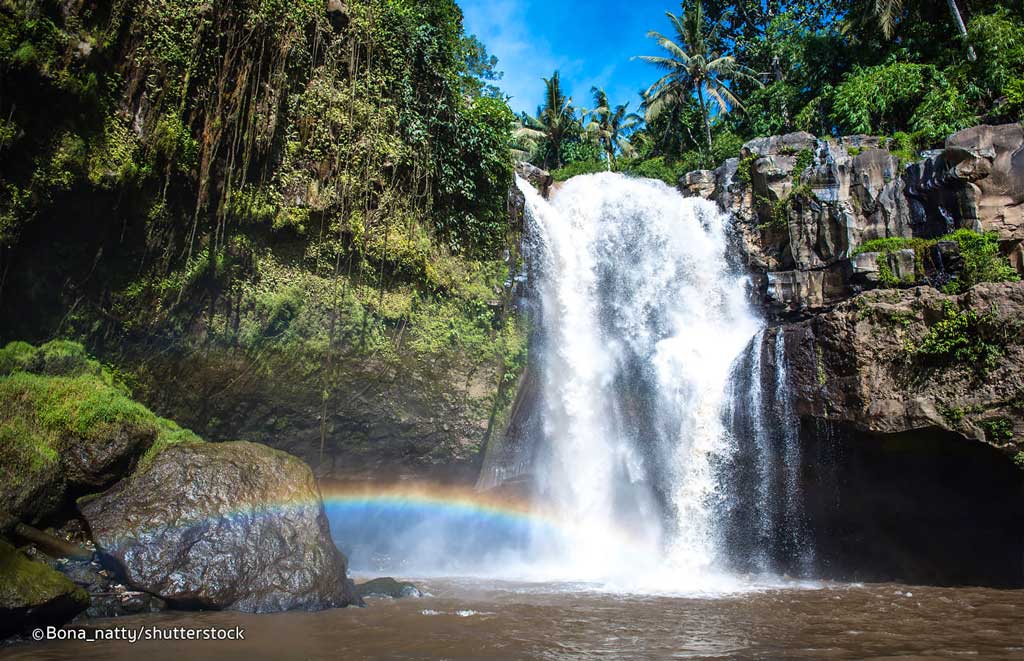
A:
0;539;89;611
138;418;203;471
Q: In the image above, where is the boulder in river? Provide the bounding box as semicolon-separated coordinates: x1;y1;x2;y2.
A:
81;440;354;612
355;577;422;600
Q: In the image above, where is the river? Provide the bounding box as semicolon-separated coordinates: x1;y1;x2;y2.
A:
3;577;1021;659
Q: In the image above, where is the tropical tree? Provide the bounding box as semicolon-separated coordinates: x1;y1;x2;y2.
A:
586;88;643;167
515;71;578;169
850;0;977;60
637;0;762;155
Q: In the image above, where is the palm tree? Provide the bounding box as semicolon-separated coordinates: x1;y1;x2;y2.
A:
637;0;761;154
852;0;976;61
514;71;578;170
586;87;643;168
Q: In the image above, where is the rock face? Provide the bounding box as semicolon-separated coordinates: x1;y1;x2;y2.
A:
81;441;353;613
686;124;1024;315
779;281;1024;450
515;161;553;198
0;539;89;637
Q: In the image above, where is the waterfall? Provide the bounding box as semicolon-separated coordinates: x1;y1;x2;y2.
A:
774;331;812;572
720;328;814;577
515;173;761;588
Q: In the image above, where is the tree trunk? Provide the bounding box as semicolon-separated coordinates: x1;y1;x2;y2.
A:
946;0;977;62
695;82;713;156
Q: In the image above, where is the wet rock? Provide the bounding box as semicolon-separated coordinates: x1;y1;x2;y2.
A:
700;124;1023;315
81;441;353;613
355;577;421;599
779;281;1024;450
0;539;89;638
515;161;553;198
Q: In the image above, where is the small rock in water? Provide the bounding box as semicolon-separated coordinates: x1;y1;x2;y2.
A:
355;577;421;600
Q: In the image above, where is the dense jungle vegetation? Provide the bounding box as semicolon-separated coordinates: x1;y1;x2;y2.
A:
0;0;525;470
517;0;1024;183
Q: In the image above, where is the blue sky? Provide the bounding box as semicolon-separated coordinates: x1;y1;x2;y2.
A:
458;0;682;116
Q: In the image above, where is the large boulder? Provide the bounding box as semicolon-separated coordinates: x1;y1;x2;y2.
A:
81;441;353;613
515;161;553;198
778;281;1024;451
0;539;89;638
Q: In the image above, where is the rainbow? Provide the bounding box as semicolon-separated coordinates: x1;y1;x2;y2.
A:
96;480;561;555
318;481;562;532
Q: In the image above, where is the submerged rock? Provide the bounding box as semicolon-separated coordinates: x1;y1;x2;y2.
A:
355;577;421;599
0;539;89;638
81;441;353;613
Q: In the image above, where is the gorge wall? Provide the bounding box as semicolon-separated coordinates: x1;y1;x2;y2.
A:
678;124;1024;586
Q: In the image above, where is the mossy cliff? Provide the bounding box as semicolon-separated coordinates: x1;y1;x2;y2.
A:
0;0;527;479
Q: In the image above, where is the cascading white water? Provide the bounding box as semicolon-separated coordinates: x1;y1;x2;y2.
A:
746;329;773;571
773;331;813;573
517;173;761;590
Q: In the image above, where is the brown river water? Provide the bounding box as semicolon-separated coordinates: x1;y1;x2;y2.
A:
3;577;1022;660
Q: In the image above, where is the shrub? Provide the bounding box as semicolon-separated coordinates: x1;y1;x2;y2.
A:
910;302;1006;373
551;159;608;181
942;229;1019;293
981;418;1014;444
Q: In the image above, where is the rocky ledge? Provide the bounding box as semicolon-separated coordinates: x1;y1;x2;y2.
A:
679;123;1023;316
779;281;1024;454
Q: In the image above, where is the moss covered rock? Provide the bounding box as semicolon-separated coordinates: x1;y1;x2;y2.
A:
0;340;188;523
0;539;89;638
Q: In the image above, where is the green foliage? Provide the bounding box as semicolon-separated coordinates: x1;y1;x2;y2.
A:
551;160;608;181
757;184;813;231
854;229;1017;291
793;148;815;174
967;9;1024;110
735;155;757;186
910;302;1006;373
1003;78;1024;122
1014;452;1024;470
942;229;1019;294
831;62;930;135
981;417;1014;444
876;254;899;288
854;237;925;256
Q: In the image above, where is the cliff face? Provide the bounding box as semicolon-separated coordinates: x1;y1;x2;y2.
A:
0;0;527;481
781;282;1023;448
677;124;1023;462
682;123;1024;315
685;125;1024;585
